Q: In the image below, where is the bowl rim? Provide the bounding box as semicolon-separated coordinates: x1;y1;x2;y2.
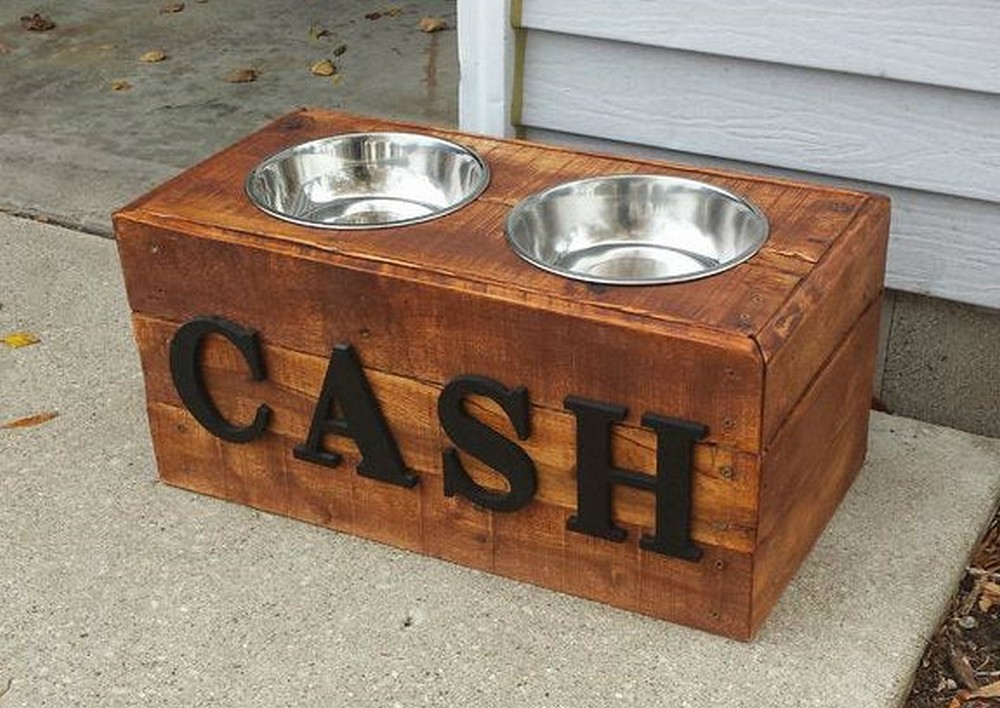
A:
503;173;770;286
244;131;491;230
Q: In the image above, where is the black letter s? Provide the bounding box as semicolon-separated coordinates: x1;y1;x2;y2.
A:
438;375;537;512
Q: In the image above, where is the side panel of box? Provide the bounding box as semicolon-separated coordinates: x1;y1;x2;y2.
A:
134;324;759;639
750;298;881;635
757;196;890;444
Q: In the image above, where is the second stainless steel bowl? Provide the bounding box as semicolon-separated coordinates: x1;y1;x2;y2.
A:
245;132;490;229
505;175;769;285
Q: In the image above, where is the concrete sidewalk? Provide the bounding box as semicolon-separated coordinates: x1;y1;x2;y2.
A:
0;0;458;236
2;214;999;706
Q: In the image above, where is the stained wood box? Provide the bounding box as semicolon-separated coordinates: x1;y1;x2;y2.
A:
114;109;889;640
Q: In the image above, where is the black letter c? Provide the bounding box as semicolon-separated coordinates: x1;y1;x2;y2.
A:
169;316;271;443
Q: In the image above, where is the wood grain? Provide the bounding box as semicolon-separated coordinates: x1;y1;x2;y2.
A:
758;196;889;443
147;397;755;637
750;300;882;635
117;219;766;452
132;313;760;553
115;108;870;333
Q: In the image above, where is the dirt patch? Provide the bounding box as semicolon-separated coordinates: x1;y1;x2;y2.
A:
904;507;1000;707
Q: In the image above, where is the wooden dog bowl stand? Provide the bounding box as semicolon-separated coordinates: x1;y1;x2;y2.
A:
115;109;889;640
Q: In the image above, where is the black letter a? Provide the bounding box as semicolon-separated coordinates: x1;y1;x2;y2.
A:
294;344;416;488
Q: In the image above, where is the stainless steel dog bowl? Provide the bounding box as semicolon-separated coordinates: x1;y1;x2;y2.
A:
245;132;490;229
505;175;769;285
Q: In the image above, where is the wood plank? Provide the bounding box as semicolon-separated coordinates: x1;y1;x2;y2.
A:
117;220;767;452
758;199;889;443
494;499;568;591
520;32;1000;203
750;299;881;635
219;428;289;515
420;472;496;572
639;537;754;640
518;0;1000;96
147;402;226;498
284;436;356;532
525;127;1000;311
146;400;755;638
132;313;760;553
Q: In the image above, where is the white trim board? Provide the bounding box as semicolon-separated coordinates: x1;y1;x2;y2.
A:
457;0;516;137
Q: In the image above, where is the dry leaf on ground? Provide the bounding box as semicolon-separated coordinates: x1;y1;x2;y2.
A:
223;67;258;83
2;411;59;429
365;6;402;20
139;49;167;63
333;43;347;57
159;2;185;14
20;13;55;31
110;79;132;91
968;678;1000;699
310;59;336;76
950;679;1000;707
1;331;39;348
977;580;1000;612
948;645;979;691
419;16;448;33
310;23;331;39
